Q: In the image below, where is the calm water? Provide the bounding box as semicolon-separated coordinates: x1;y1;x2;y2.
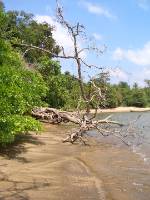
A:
103;112;150;163
88;112;150;199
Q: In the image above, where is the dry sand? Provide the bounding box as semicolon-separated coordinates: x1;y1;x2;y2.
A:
90;107;150;113
0;124;149;200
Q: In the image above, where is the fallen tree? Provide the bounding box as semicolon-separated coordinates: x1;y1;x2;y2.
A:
23;1;143;146
32;107;141;145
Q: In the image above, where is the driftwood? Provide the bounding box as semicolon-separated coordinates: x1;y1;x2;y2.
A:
32;107;128;145
29;3;143;146
32;107;81;124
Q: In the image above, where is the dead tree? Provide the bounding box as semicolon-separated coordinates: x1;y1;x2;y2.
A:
31;107;143;146
18;2;143;146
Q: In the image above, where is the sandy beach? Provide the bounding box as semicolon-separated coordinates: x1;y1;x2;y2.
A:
0;123;150;200
90;107;150;113
0;124;106;200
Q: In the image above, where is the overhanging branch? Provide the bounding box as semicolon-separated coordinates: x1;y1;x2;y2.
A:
17;43;75;59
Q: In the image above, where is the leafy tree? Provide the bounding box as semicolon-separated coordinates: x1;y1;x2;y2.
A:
144;79;150;105
62;73;81;110
0;2;8;39
36;56;80;109
116;82;131;106
105;85;119;108
0;40;47;144
128;89;147;107
41;71;80;109
1;9;60;63
37;56;61;78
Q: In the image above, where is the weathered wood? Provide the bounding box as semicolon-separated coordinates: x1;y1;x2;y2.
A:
32;107;81;124
32;107;125;144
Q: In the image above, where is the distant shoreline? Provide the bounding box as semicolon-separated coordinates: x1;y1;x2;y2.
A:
90;107;150;113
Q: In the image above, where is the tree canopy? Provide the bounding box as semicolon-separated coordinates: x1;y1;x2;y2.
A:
0;4;150;145
0;38;48;144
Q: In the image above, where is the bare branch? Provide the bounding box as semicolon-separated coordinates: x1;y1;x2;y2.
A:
78;46;104;55
18;43;75;59
32;107;126;145
95;119;124;126
80;58;103;69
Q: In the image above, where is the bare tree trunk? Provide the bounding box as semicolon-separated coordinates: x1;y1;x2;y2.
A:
19;1;143;147
31;107;129;145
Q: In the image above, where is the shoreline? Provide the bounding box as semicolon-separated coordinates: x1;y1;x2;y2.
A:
0;124;149;199
0;124;107;200
90;106;150;113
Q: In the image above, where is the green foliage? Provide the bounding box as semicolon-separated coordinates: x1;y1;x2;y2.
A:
0;3;8;39
45;74;80;109
45;74;69;108
36;56;80;109
127;89;147;107
0;115;41;144
0;40;47;144
1;2;150;147
1;10;60;63
105;86;119;108
104;81;150;108
0;64;47;115
0;39;22;67
37;56;61;78
144;80;150;106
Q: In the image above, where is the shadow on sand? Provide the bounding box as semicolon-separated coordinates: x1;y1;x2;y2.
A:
0;170;51;200
0;134;44;163
0;134;49;200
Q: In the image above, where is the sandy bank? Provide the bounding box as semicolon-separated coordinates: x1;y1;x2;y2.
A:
0;124;105;200
90;107;150;113
0;124;149;200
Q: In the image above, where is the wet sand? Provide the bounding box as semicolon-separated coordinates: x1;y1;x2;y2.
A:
0;124;150;200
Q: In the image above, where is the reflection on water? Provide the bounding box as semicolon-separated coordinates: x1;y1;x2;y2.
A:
95;112;150;163
87;112;150;200
113;112;150;163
